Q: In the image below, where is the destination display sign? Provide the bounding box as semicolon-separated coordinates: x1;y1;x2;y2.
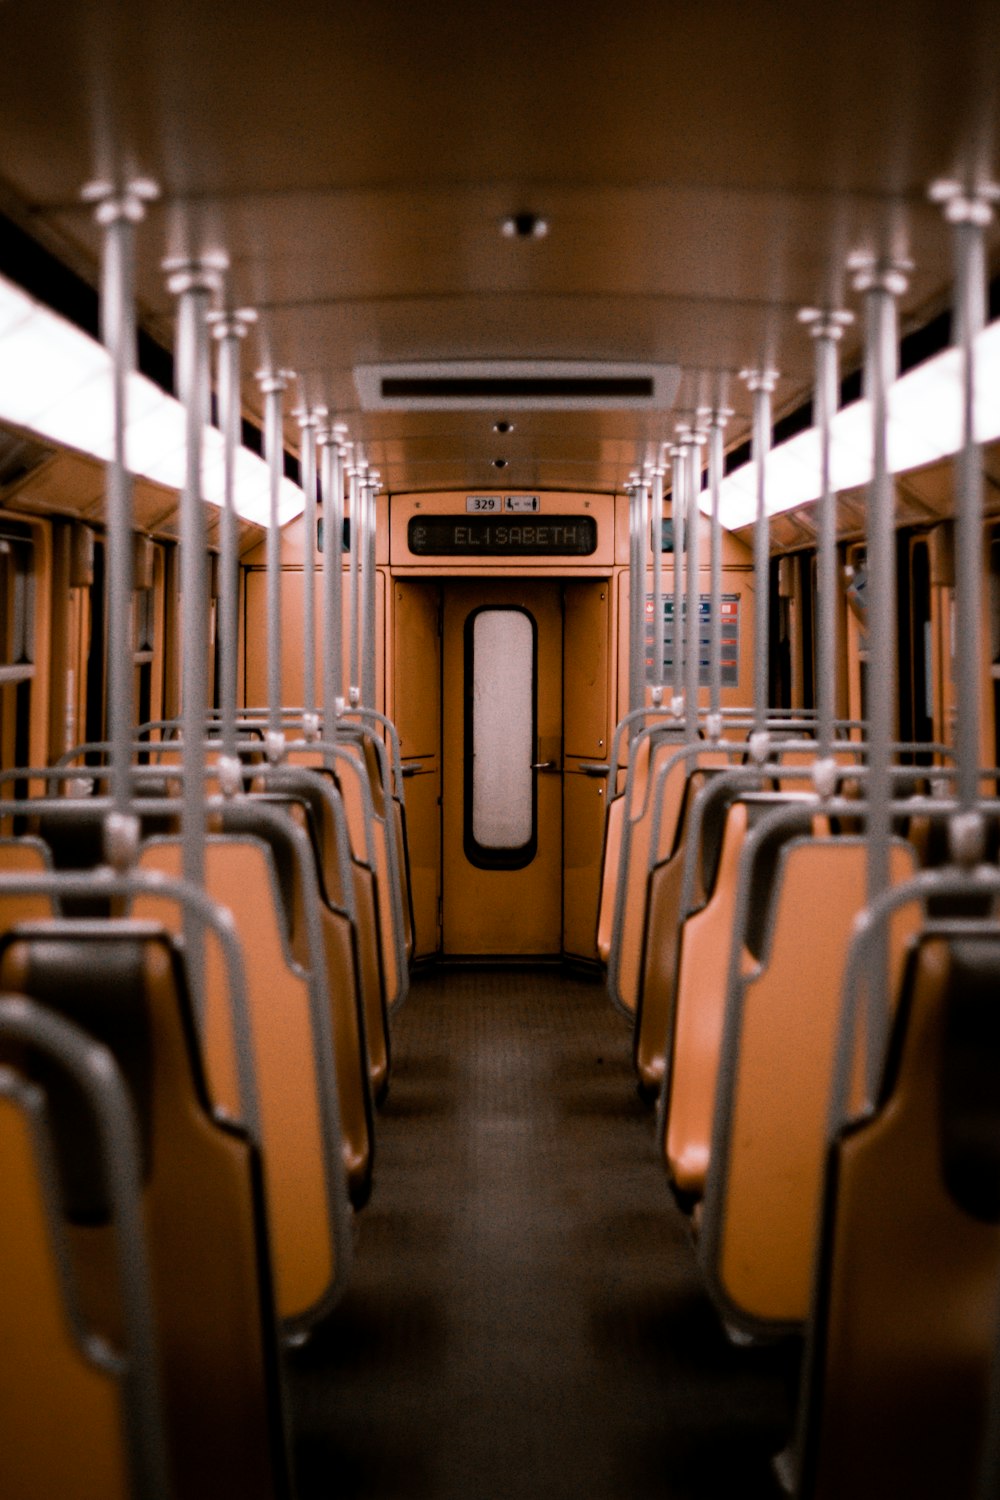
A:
408;515;598;557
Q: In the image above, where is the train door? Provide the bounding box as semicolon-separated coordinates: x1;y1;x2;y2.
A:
441;579;562;956
393;579;443;960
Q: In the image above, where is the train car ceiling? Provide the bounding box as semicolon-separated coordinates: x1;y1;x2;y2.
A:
0;1;996;510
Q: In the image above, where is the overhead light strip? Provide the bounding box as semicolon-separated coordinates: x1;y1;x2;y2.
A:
0;271;303;527
712;324;1000;529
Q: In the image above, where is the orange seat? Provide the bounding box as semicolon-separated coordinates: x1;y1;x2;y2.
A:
662;796;753;1196
0;996;166;1500
700;828;918;1332
222;792;375;1207
632;765;719;1096
607;732;685;1016
0;920;291;1499
286;750;391;1100
135;830;350;1332
795;929;1000;1500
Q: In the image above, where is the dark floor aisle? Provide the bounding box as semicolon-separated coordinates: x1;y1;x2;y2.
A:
289;967;794;1500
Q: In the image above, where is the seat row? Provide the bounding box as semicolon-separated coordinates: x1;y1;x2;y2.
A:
0;708;413;1498
598;705;1000;1498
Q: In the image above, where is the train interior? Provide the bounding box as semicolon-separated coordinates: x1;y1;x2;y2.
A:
1;3;1000;1497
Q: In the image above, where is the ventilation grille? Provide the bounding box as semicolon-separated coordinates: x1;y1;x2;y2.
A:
354;360;681;411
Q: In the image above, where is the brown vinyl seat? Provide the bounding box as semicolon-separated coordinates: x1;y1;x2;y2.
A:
0;838;56;930
354;726;416;967
284;751;391;1101
29;796;179;918
342;733;410;1013
662;790;819;1199
234;787;376;1207
633;763;730;1096
290;743;402;1035
0;920;291;1500
794;929;1000;1500
608;732;703;1016
135;827;350;1333
699;826;918;1334
0;996;166;1500
596;790;625;965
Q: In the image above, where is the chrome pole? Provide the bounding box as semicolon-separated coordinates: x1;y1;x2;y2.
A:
651;464;665;702
705;407;729;740
362;471;379;710
348;463;361;705
84;177;157;822
626;477;646;721
164;251;227;1014
799;309;853;760
930;180;999;817
685;432;704;742
297;403;323;740
670;440;687;718
742;368;778;744
850;252;909;1090
209;307;255;770
320;433;347;732
258;368;293;752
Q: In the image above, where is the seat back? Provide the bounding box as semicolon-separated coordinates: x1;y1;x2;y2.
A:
235;789;376;1207
632;765;718;1096
700;828;918;1333
0;838;57;929
0;920;290;1500
346;734;410;1013
0;996;168;1500
596;791;624;965
661;790;818;1198
265;763;390;1100
607;734;692;1016
797;930;1000;1500
135;831;351;1333
290;742;405;1026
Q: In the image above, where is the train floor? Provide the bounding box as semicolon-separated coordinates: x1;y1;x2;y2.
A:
289;966;796;1500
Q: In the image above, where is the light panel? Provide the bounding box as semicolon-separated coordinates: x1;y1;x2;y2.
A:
712;326;1000;529
0;272;303;527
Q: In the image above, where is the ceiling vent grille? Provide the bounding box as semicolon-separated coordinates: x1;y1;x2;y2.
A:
354;360;681;411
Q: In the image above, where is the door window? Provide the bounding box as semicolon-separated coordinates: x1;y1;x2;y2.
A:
465;606;537;868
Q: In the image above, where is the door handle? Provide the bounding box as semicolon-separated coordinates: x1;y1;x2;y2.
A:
531;760;559;772
579;761;611;778
400;760;425;777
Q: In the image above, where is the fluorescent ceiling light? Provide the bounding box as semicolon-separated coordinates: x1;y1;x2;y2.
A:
0;272;302;527
713;326;999;529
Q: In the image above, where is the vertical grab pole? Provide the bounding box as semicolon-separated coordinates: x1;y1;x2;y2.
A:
209;307;255;774
164;252;227;1016
650;465;665;705
799;308;853;762
362;471;379;710
670;440;686;719
83;177;157;824
930;180;999;821
705;408;729;742
348;463;361;706
320;433;347;733
626;477;645;725
850;252;909;1090
258;368;292;754
684;433;704;742
297;403;324;741
742;368;778;749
